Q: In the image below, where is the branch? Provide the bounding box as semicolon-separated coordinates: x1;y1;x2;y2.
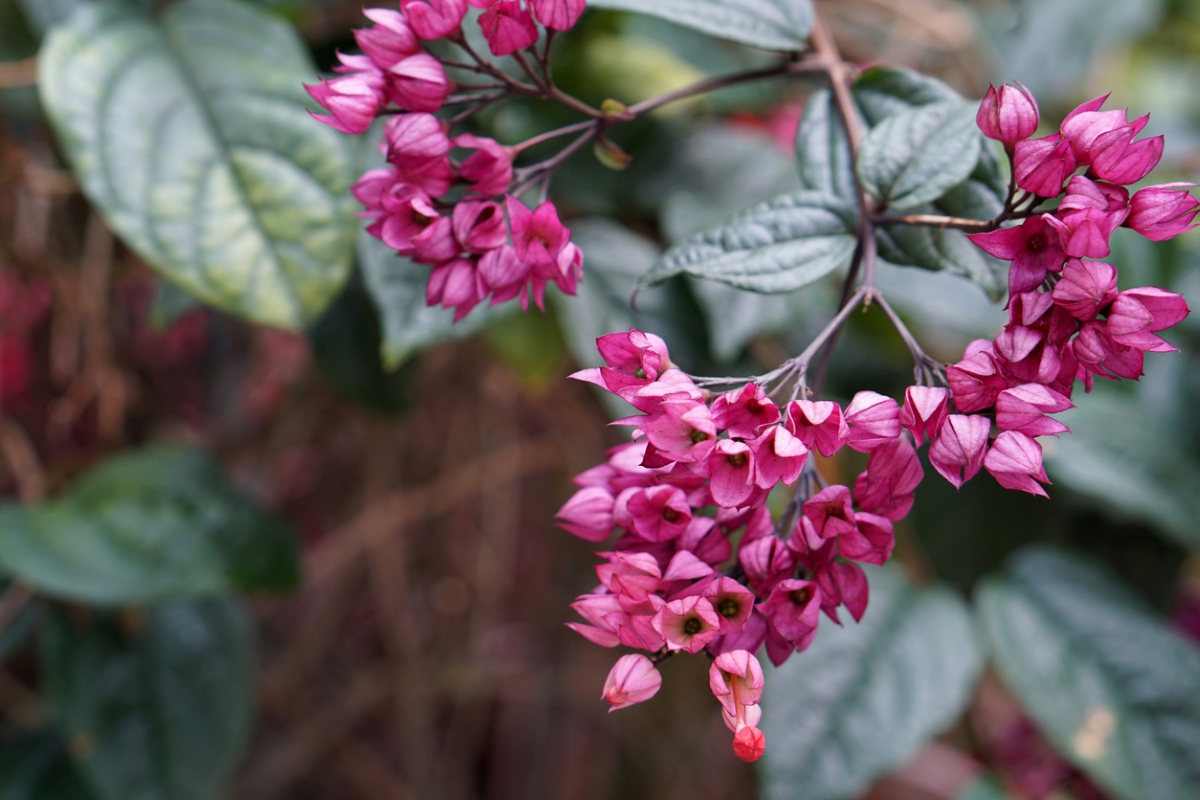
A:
627;57;827;116
872;213;991;231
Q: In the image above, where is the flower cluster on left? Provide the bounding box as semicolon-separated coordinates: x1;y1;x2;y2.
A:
305;0;587;319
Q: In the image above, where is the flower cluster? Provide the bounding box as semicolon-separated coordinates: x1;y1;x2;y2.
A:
943;86;1196;495
305;1;586;319
558;331;928;761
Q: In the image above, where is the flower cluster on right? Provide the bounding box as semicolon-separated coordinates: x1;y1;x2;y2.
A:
947;85;1195;496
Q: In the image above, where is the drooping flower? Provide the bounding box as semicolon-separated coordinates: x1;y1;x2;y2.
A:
531;0;587;30
556;486;613;541
454;134;515;197
385;53;451;113
1051;259;1118;321
968;216;1067;295
995;384;1072;438
603;654;662;711
506;196;571;267
710;383;781;439
479;0;539;55
1013;134;1076;197
709;650;767;762
898;385;948;444
1127;184;1200;241
784;400;848;457
983;431;1050;497
928;414;991;489
652;595;722;653
400;0;468;40
843;391;901;452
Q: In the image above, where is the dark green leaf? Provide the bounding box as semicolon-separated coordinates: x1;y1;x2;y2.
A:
977;545;1200;800
586;0;814;51
794;89;857;203
642;191;858;293
146;279;202;332
0;730;98;800
851;65;962;126
876;219;1006;301
760;566;983;800
39;0;357;329
856;102;982;210
1045;390;1200;548
0;445;298;605
956;776;1019;800
42;598;255;800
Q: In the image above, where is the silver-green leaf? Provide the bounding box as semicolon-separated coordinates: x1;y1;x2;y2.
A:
977;546;1200;800
760;566;984;800
586;0;814;51
642;191;858;294
39;0;358;329
856;101;982;210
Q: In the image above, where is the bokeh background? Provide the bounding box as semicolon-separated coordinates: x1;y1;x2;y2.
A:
1;0;1200;798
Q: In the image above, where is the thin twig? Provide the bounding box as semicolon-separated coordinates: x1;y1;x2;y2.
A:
627;57;826;116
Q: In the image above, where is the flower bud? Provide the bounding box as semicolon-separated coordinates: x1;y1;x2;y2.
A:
479;1;538;56
400;0;467;40
983;431;1049;497
1013;134;1076;197
1127;183;1200;241
602;654;662;711
928;414;990;489
531;0;587;30
976;82;1039;147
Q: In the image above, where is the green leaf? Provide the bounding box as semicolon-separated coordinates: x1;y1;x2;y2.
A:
0;445;299;605
39;0;357;330
642;191;858;294
794;89;857;204
856;101;982;210
852;65;962;126
956;776;1019;800
0;730;98;800
977;545;1200;800
357;228;502;370
586;0;814;51
760;566;984;800
876;219;1006;301
42;598;255;800
146;279;202;332
1044;390;1200;548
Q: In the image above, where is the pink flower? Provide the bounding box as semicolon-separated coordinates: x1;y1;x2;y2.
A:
596;551;661;602
371;183;440;254
556;486;613;541
603;654;662;711
454;134;514;197
384;113;454;196
625;484;692;541
928;414;991;488
1060;94;1127;161
706;439;756;508
571;329;672;397
976;82;1039;147
946;344;1007;413
703;577;756;633
708;610;768;657
898;385;948;444
796;485;857;549
1089;120;1163;185
1013;134;1076;197
839;512;895;566
479;1;539;56
1051;259;1118;321
813;561;869;622
738;535;795;594
662;550;713;582
984;431;1050;497
400;0;468;40
968;216;1067;296
751;425;808;489
531;0;587;30
1106;288;1189;352
507;196;570;267
709;650;767;762
844;391;901;452
305;71;383;134
426;258;483;320
995;384;1072;438
652;596;721;653
784;400;848;457
1127;184;1200;241
452;201;507;253
355;9;422;68
853;438;923;521
995;326;1061;387
385;53;451;112
760;579;821;650
1043;177;1130;259
567;592;624;647
637;398;716;463
710;383;781;439
477;245;529;303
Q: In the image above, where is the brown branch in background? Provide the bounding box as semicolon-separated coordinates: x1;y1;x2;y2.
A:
0;415;46;502
0;59;37;90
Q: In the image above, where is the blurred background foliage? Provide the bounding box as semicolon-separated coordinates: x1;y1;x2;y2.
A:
1;0;1200;798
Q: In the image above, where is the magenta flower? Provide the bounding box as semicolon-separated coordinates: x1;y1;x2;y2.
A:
507;196;571;267
1127;183;1200;241
1042;176;1129;259
710;383;781;439
946;344;1007;412
400;0;468;40
638;398;716;463
625;484;692;541
994;325;1061;387
738;535;795;595
556;486;613;541
652;596;722;653
706;439;756;508
1051;259;1118;321
796;485;857;553
478;245;529;303
425;257;483;320
384;113;454;196
839;512;896;566
844;390;901;452
976;82;1039;147
305;71;383;135
1013;134;1076;197
703;577;756;633
928;414;990;488
531;0;587;30
995;384;1072;438
568;592;626;647
452;201;507;253
708;611;768;658
853;438;923;521
385;53;450;113
1060;94;1126;160
784;400;848;457
983;431;1050;497
968;216;1066;296
1089;120;1163;185
813;561;869;622
603;654;662;711
760;580;821;663
371;183;439;253
479;1;539;56
1107;288;1189;352
709;650;767;762
453;134;515;196
355;9;422;68
751;425;808;489
661;550;714;582
898;385;948;444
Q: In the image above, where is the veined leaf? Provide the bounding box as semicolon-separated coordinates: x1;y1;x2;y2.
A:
0;730;98;800
642;191;858;294
978;546;1200;800
760;567;983;800
856;101;982;210
42;598;255;800
39;0;357;329
852;65;962;125
0;445;298;605
794;89;856;203
586;0;814;51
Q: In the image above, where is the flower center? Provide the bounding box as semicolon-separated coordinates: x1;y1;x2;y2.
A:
1027;232;1048;252
727;452;748;467
635;368;647;379
662;507;682;523
683;617;703;635
717;597;740;618
413;212;433;226
790;587;812;606
690;429;710;444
